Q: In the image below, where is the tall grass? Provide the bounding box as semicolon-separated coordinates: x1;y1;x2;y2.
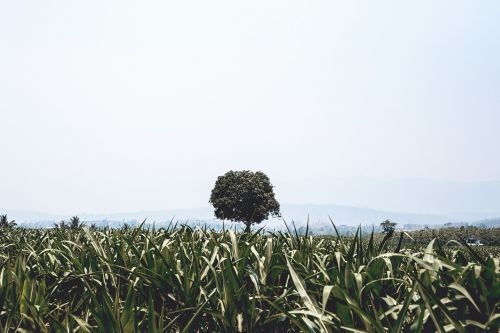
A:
0;223;498;332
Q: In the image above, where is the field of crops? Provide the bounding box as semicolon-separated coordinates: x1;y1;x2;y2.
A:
0;224;499;332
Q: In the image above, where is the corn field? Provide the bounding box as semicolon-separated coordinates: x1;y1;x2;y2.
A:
0;223;498;332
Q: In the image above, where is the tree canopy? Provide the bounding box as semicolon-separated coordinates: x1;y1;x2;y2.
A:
381;219;397;234
209;170;280;232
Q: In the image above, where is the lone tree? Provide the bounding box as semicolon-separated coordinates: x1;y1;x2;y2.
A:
209;170;280;233
380;219;397;234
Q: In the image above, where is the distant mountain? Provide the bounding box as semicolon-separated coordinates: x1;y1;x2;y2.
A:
281;178;500;221
0;209;64;223
2;203;453;227
279;204;449;226
2;205;499;234
472;218;500;227
446;217;500;228
71;204;453;226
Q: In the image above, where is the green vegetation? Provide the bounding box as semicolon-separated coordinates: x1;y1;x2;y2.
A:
54;216;85;230
210;170;280;232
380;220;397;234
0;222;498;332
0;214;16;228
406;225;500;247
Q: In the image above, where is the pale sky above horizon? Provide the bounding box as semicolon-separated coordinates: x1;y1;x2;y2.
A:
1;1;500;215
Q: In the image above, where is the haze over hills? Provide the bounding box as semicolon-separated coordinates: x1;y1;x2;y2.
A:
277;179;500;222
3;180;500;228
3;203;499;229
4;178;500;223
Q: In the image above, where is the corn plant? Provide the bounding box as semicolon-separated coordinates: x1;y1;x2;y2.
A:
0;222;498;332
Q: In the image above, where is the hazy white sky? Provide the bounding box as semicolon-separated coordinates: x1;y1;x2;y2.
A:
1;1;499;215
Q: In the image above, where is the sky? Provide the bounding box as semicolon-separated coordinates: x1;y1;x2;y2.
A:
1;1;500;216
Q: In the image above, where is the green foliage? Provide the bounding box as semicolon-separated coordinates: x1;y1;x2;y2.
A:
0;214;16;228
0;225;498;332
54;216;84;230
69;216;83;229
381;219;397;234
408;226;500;246
209;170;280;231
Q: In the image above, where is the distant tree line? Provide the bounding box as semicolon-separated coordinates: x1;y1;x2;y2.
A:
406;225;500;246
54;216;85;229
